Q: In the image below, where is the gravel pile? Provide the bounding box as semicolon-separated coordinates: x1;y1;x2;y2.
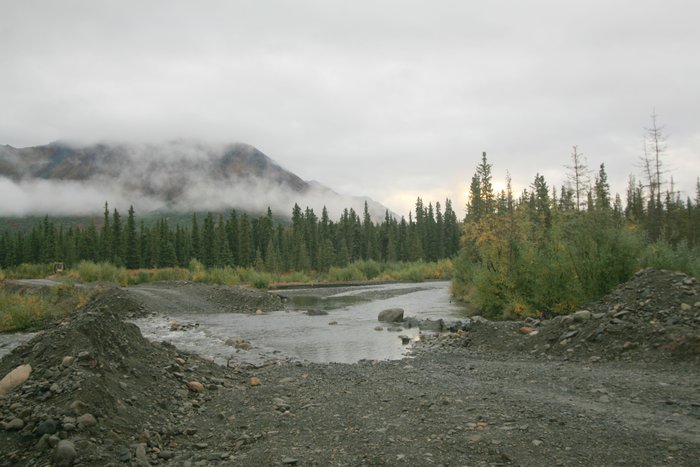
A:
424;268;700;363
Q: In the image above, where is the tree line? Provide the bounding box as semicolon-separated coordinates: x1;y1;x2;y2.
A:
0;199;461;272
453;147;700;318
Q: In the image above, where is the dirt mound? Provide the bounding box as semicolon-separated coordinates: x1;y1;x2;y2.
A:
130;281;283;314
0;288;242;466
434;268;700;363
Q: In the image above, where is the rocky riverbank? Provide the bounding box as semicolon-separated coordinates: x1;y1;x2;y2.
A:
1;269;699;466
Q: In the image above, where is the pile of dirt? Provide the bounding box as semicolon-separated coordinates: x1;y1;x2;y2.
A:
430;268;700;363
0;288;245;466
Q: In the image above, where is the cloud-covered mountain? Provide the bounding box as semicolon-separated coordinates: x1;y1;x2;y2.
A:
0;141;392;220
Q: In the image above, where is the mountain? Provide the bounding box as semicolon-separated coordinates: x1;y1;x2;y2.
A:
0;141;393;220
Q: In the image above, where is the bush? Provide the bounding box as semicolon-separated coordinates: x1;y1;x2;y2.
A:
152;268;191;282
206;267;240;285
5;263;54;279
358;260;382;280
638;241;700;279
250;271;272;289
76;261;129;286
327;264;367;282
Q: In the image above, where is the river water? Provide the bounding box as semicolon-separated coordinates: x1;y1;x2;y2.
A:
131;281;470;366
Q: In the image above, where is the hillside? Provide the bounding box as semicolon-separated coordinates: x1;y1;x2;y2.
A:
0;141;391;221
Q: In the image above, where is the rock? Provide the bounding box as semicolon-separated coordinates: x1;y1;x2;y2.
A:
403;317;421;328
158;450;175;460
3;418;24;431
235;340;251;350
419;319;445;332
532;439;543;446
680;303;692;311
273;397;290;412
62;356;74;367
374;326;383;331
249;376;262;387
53;439;77;466
36;418;58;435
398;335;412;345
573;310;592;322
518;326;536;335
386;326;403;332
328;321;338;325
77;413;97;428
135;443;148;464
70;400;89;415
116;446;131;462
305;309;328;316
0;363;32;395
282;457;299;465
187;381;205;392
378;308;404;322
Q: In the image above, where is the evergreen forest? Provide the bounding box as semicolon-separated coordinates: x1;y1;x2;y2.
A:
452;149;700;318
0;200;460;274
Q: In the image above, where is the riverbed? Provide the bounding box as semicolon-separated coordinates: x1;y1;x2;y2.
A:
131;281;470;366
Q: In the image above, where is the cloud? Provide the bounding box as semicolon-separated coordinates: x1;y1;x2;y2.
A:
0;1;698;215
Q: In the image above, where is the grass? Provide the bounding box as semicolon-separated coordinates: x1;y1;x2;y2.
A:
0;283;93;332
1;259;453;293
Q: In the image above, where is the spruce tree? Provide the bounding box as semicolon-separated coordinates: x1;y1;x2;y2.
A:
125;205;139;269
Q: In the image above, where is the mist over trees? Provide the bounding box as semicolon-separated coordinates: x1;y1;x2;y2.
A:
0;199;460;272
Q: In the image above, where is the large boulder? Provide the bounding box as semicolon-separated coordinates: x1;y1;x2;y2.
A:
378;308;404;323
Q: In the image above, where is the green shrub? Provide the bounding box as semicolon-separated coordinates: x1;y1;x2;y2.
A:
358;260;382;280
5;263;54;279
152;267;191;282
327;264;366;282
250;271;272;289
206;267;240;285
75;261;129;286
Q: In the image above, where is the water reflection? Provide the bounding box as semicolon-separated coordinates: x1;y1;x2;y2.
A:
132;281;469;365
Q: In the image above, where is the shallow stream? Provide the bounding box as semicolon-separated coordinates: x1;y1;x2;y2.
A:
131;281;470;366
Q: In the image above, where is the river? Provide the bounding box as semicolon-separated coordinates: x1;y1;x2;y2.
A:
131;280;470;366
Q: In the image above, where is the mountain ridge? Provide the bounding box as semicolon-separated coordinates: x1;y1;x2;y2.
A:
0;141;393;220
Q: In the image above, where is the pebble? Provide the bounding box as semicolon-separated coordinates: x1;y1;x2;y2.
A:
249;376;262;386
116;446;131;462
4;417;25;430
135;443;148;463
37;418;57;435
70;400;89;415
62;356;74;367
77;413;97;428
282;457;299;465
187;381;205;392
53;439;77;466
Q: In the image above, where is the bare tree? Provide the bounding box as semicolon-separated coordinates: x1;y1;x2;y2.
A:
642;109;667;209
565;145;590;211
640;109;669;241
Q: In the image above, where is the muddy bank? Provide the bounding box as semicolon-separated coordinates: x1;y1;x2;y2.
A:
0;270;699;466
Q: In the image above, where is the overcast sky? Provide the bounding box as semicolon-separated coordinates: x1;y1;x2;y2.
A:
1;1;698;217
